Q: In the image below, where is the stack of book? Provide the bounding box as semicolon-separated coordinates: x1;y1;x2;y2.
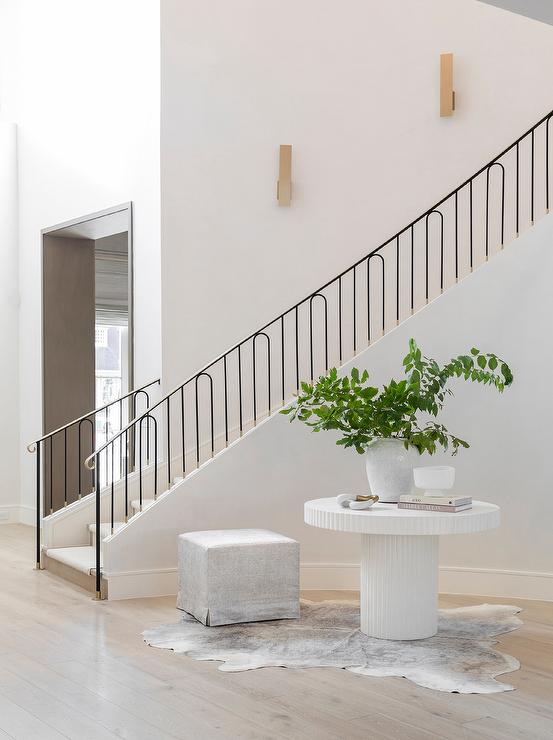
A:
398;494;472;512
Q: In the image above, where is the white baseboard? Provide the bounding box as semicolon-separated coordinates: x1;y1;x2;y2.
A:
438;565;553;602
107;563;354;601
0;504;35;526
300;563;360;591
301;563;553;602
102;562;553;602
106;567;178;600
18;505;36;526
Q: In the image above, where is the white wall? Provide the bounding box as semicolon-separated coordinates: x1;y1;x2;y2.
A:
0;123;21;522
107;215;553;601
160;0;553;390
0;0;161;519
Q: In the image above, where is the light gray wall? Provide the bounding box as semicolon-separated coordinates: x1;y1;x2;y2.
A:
478;1;553;26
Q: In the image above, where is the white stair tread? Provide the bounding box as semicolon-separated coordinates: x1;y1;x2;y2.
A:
46;546;101;574
130;498;155;512
88;521;125;536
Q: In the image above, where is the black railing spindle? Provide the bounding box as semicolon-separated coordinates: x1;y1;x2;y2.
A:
309;294;328;380
110;443;114;533
238;345;243;435
166;397;171;489
367;253;385;343
338;276;343;364
223;355;229;445
295;307;299;392
195;372;214;465
410;225;415;313
35;441;41;569
280;317;285;407
486;163;505;258
469;179;474;270
353;267;357;349
63;428;67;506
124;429;129;522
531;128;535;224
180;386;187;471
425;210;444;297
515;141;520;236
139;419;143;509
95;452;101;598
547;116;552;212
253;333;271;422
49;437;53;514
119;399;123;479
454;191;459;281
395;236;399;324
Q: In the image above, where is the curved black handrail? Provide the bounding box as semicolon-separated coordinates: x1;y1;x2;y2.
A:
90;108;553;468
92;109;553;480
27;378;160;451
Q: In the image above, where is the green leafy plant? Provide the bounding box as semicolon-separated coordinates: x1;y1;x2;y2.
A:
281;339;513;455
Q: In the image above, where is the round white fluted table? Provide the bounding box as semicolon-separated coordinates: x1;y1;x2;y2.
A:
304;498;500;640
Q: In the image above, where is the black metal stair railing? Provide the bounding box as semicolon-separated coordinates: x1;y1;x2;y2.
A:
28;378;160;569
55;109;553;596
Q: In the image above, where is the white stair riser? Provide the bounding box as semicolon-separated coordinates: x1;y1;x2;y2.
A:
88;522;125;547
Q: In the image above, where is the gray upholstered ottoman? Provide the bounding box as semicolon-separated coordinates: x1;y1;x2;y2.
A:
177;529;300;626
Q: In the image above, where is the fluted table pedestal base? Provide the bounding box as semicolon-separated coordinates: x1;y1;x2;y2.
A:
360;534;439;640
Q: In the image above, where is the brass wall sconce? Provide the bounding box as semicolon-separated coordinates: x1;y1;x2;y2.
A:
440;53;455;117
277;144;292;206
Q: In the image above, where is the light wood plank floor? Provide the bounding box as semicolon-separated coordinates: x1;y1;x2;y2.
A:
1;524;552;739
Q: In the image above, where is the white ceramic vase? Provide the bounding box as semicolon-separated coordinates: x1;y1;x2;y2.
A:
365;438;419;503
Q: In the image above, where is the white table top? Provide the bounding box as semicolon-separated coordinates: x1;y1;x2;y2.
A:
304;497;500;536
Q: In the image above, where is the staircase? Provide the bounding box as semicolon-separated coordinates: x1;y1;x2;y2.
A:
42;475;178;597
30;108;553;598
28;379;160;588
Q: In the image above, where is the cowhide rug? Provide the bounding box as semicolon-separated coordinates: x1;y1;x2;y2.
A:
143;600;522;694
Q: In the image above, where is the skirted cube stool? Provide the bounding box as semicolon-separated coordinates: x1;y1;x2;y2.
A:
177;529;300;626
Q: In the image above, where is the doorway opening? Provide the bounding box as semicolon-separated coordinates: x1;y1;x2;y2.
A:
41;204;133;508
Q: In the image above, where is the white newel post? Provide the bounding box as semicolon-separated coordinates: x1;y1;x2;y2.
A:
360;533;439;640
